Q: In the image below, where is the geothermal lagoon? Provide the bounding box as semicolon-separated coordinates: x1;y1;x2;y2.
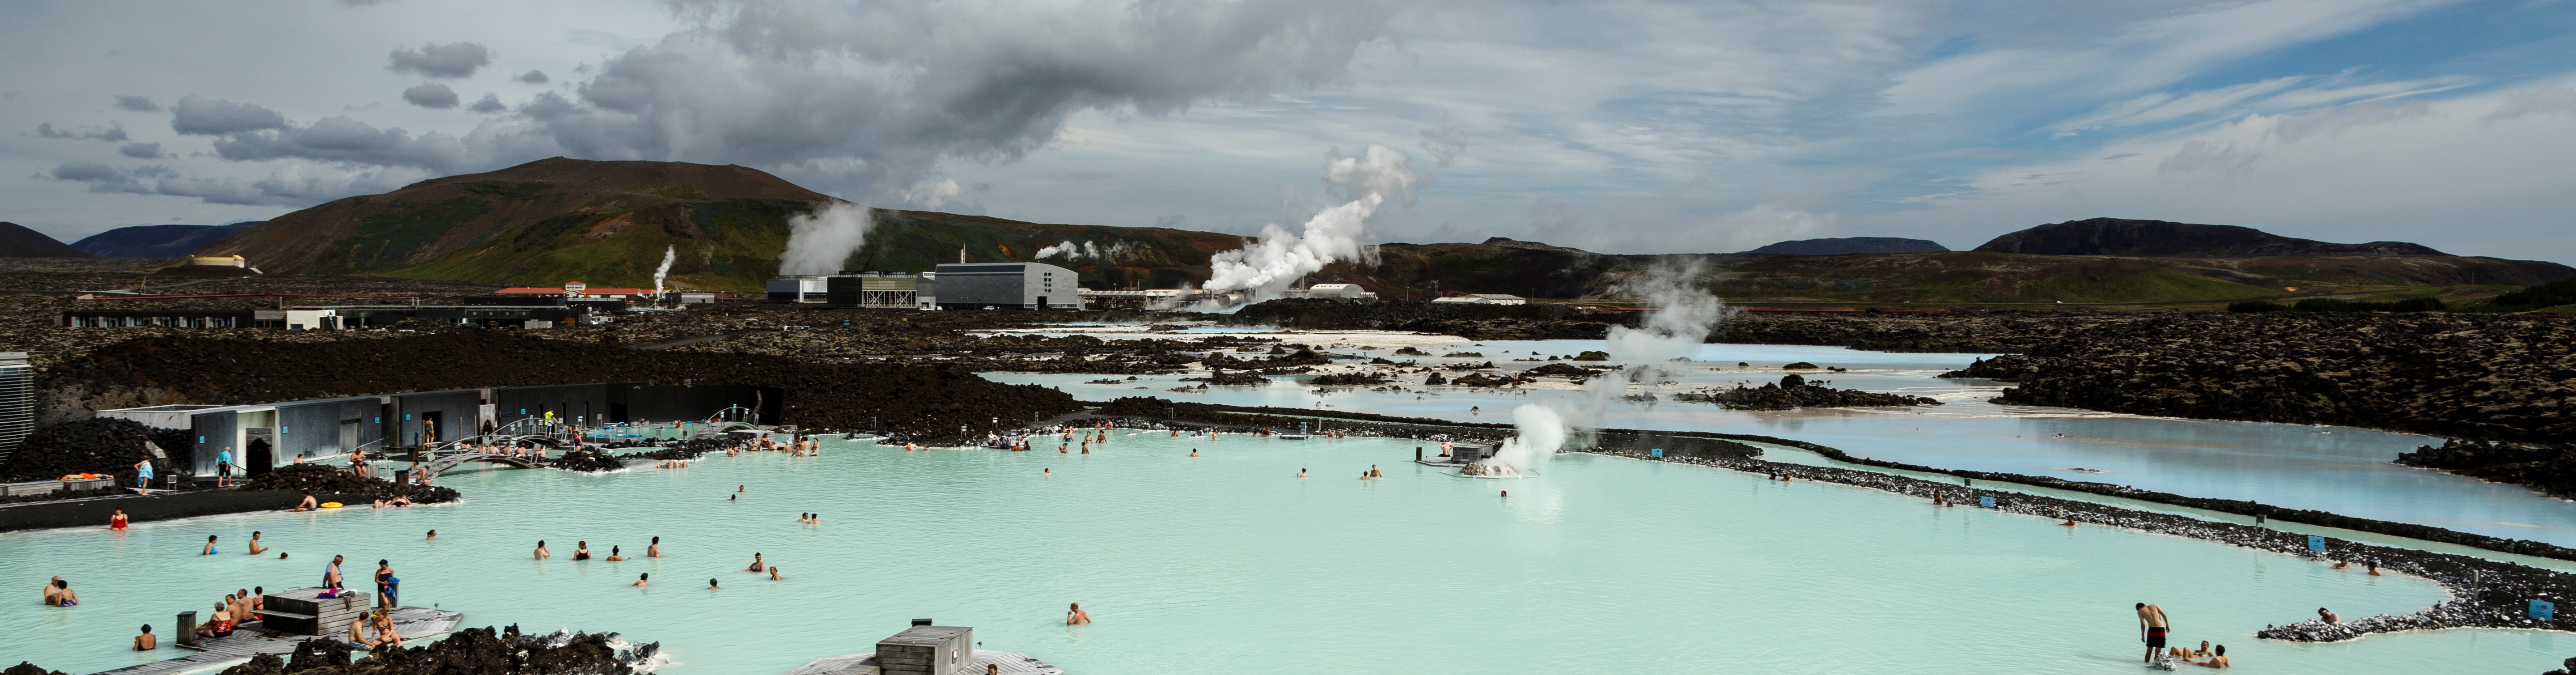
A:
5;433;2565;674
6;335;2573;674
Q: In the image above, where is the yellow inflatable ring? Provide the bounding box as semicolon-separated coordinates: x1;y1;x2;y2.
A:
320;502;343;509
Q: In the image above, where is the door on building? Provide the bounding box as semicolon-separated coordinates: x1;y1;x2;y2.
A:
420;411;444;447
244;430;274;478
1036;296;1048;310
340;419;361;453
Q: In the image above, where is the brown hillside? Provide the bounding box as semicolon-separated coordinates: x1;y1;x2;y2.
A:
193;158;835;276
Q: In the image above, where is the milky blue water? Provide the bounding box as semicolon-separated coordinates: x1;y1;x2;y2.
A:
3;434;2561;675
985;335;2576;547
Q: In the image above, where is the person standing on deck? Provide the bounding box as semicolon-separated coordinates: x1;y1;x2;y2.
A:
133;456;153;494
325;555;345;589
215;447;233;488
2138;603;2172;665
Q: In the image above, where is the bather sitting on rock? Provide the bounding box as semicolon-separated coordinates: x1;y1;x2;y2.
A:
287;494;318;512
2317;607;2339;624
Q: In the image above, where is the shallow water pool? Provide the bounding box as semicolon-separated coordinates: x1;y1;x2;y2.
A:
0;433;2558;674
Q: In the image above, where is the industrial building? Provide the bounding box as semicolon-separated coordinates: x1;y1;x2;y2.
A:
1430;293;1527;305
95;383;783;478
826;272;936;308
929;262;1084;310
60;302;598;331
0;353;30;467
1280;284;1378;301
774;262;1080;310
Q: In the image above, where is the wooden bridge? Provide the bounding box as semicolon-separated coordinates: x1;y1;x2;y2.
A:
421;451;540;475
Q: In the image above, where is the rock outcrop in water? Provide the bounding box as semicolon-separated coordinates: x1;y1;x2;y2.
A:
2396;439;2576;497
1673;374;1940;410
238;464;460;504
217;625;655;675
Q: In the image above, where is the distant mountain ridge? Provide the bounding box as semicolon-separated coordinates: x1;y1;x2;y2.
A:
73;223;259;258
1744;237;1949;255
0;222;92;258
1974;217;2447;257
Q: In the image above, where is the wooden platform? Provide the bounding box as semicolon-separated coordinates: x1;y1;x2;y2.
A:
784;650;1062;675
91;606;461;675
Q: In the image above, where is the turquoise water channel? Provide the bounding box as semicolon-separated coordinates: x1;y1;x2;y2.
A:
3;433;2563;674
988;338;2576;546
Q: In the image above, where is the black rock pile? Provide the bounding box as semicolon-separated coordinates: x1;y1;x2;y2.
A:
0;417;189;483
1673;374;1940;410
2396;439;2576;497
237;464;458;504
216;625;656;675
1308;371;1388;386
547;450;628;473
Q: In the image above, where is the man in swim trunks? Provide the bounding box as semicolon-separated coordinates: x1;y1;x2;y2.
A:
325;555;345;589
288;494;318;512
2138;602;2171;665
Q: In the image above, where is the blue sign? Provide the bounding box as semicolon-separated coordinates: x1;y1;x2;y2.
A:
2534;600;2556;621
2308;535;2326;553
1650;448;1663;458
1979;496;1995;508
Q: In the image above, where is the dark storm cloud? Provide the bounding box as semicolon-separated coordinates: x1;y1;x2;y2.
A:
113;95;161;112
402;82;460;109
467;93;507;113
387;42;492;78
513;70;548;84
169;95;287;135
118;142;163;158
34;122;127;141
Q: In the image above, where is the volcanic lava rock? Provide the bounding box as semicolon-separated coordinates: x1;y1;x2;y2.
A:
1308;371;1388;386
1185;369;1270;386
1423;372;1447;385
0;417;188;483
547;449;627;473
1673;375;1939;410
2397;439;2576;497
218;625;653;675
1449;373;1513;387
236;464;459;504
2;662;66;675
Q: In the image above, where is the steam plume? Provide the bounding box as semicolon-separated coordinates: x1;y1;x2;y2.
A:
652;245;676;298
1466;404;1571;477
1205;144;1418;298
1606;259;1732;378
1036;240;1130;261
779;202;873;276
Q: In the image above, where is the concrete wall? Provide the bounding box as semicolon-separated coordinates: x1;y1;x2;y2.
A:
272;397;385;463
187;411;238;477
393;390;482;447
621;385;785;425
493;383;614;430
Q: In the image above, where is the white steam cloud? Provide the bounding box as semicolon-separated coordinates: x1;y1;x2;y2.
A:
1036;240;1131;262
1466;404;1571;477
1605;259;1733;378
1205;144;1419;298
652;245;677;297
779;202;873;276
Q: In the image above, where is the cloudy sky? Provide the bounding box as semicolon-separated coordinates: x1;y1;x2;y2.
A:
6;0;2574;261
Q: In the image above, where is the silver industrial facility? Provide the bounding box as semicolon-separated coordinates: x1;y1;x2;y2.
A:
771;261;1083;310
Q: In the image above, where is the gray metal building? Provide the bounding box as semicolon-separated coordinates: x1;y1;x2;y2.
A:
0;353;31;466
931;263;1084;310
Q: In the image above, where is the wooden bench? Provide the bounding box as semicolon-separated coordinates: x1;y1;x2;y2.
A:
0;480;59;497
261;588;373;636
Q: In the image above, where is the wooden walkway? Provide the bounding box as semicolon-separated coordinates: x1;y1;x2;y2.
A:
784;650;1062;675
422;452;538;475
92;606;462;675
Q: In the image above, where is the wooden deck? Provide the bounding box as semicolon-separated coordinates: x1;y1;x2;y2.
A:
91;606;462;675
783;650;1063;675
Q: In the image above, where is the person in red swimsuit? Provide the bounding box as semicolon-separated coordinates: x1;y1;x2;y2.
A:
110;509;127;530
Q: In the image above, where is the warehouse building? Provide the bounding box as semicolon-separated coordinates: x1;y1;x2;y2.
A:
825;272;936;309
95;383;784;478
930;262;1084;310
767;276;830;303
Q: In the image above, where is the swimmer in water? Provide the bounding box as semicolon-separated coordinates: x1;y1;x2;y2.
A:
727;494;736;501
574;541;592;560
1189;449;1198;457
1500;490;1508;498
708;578;720;590
2366;563;2383;576
1043;468;1051;476
2061;517;2078;527
426;530;436;541
770;566;782;581
746;553;764;573
631;573;648;587
648;536;662;558
248;531;267;555
1065;602;1092;625
534;541;551;560
202;535;218;555
606;546;627;562
1298;468;1308;478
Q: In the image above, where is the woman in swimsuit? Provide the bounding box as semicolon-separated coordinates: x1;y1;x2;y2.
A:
746;553;764;572
574;542;592;560
110;509;127;530
202;535;219;555
605;546;627;562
